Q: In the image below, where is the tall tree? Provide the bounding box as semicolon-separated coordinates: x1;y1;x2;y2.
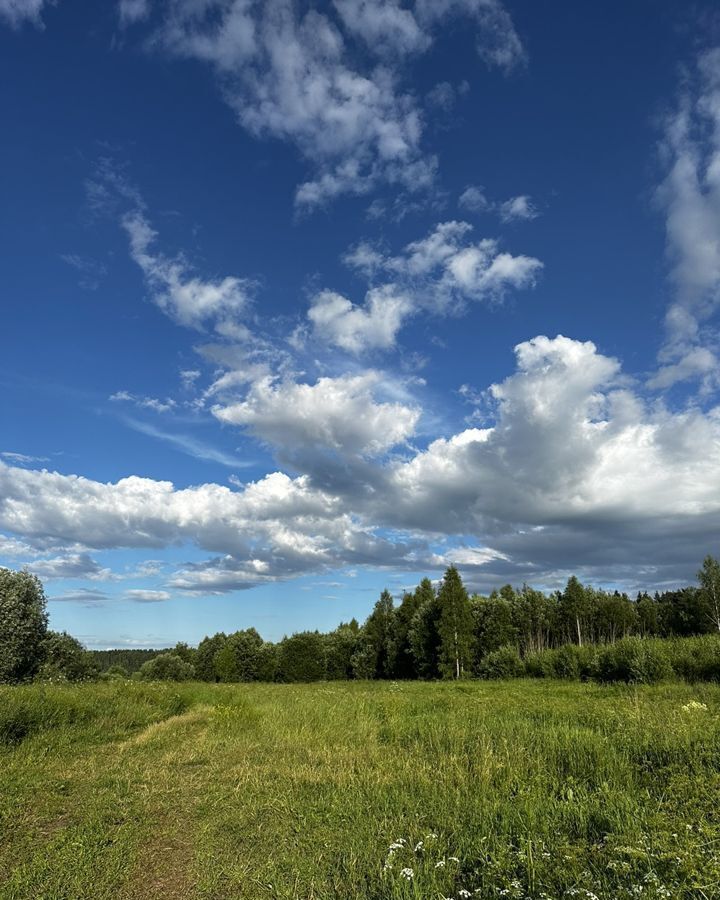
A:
363;589;397;679
195;632;227;681
277;631;326;682
698;555;720;633
409;578;441;679
0;569;49;683
559;576;589;645
393;591;422;678
437;566;474;679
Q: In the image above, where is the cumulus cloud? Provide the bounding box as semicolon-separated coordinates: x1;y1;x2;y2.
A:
345;220;543;317
0;0;51;28
458;185;490;212
213;371;420;457
3;336;720;591
498;194;538;222
653;48;720;389
148;0;523;206
123;211;254;330
306;285;412;354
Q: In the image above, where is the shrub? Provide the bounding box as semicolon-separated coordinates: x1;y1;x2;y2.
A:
478;644;524;679
138;652;195;682
35;631;99;683
593;637;673;684
668;635;720;683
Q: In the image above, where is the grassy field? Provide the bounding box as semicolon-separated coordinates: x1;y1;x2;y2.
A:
1;681;719;899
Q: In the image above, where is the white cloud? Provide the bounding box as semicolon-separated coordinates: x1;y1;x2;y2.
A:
3;336;720;590
123;211;254;330
1;451;49;466
306;286;411;354
124;589;171;602
653;48;720;388
0;0;51;28
359;220;543;312
458;185;489;212
498;194;538;222
150;0;524;206
28;553;113;581
119;416;253;468
118;0;149;26
213;371;420;457
110;390;176;413
306;221;541;353
333;0;430;57
459;185;538;222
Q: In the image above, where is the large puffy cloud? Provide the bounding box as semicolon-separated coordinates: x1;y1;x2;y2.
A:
3;337;720;592
652;48;720;389
375;336;720;590
150;0;523;206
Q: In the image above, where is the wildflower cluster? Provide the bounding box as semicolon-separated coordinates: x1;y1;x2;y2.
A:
381;833;476;898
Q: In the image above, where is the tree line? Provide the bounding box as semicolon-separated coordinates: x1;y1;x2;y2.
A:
1;557;719;684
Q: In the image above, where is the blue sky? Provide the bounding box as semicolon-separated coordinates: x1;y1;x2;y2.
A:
2;0;720;649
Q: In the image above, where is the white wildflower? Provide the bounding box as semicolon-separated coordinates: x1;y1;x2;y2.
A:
400;867;414;880
435;860;446;868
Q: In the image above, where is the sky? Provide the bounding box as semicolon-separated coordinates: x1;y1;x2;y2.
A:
1;0;720;649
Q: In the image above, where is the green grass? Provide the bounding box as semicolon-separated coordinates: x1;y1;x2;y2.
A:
1;681;720;899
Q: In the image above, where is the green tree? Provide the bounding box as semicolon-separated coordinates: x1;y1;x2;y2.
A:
392;592;422;678
277;631;326;682
195;632;227;681
472;594;517;664
635;593;659;636
0;569;49;683
559;576;590;645
698;555;720;633
214;629;264;682
437;566;474;679
138;652;195;681
408;578;441;679
325;621;361;680
362;589;397;679
36;631;99;682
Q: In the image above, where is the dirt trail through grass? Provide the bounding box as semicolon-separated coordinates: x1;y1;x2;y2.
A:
2;681;720;900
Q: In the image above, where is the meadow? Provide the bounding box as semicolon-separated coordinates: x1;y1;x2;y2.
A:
1;680;719;900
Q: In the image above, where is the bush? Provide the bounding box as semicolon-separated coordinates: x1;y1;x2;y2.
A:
138;652;195;682
478;644;524;679
36;631;99;683
593;637;673;684
668;635;720;683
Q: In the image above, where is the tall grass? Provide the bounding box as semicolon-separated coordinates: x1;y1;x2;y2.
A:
1;680;720;898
